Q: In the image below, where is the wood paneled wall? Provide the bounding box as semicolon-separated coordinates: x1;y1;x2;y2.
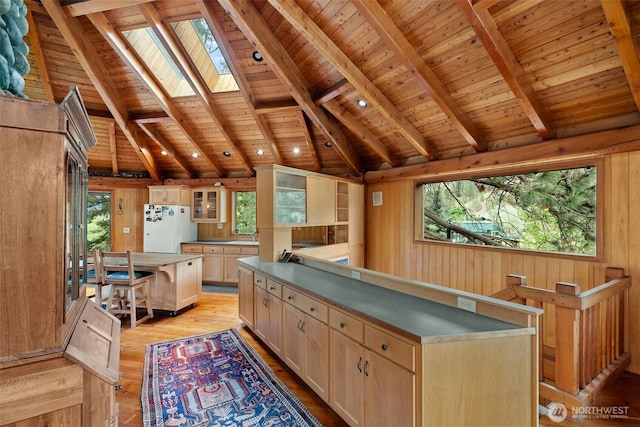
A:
366;151;640;374
105;187;148;252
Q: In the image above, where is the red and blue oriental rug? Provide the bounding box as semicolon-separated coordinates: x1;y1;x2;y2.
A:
141;328;322;427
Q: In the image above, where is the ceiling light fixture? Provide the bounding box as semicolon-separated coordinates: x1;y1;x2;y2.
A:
223;151;231;157
293;147;300;154
191;152;199;158
356;99;368;108
161;150;168;156
324;141;332;147
257;149;264;155
252;51;263;62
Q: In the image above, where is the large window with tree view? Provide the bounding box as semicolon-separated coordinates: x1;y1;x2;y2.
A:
419;165;598;256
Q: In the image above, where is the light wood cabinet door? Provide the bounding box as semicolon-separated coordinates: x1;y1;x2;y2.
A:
306;176;336;225
330;329;366;426
254;287;269;342
303;313;329;400
364;350;415;427
283;303;304;375
224;254;242;283
254;286;282;356
238;267;254;328
202;253;224;283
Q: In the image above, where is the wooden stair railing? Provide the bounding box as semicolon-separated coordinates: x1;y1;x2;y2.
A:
493;267;631;409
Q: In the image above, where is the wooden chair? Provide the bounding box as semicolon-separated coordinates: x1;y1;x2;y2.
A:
86;249;108;308
101;250;154;328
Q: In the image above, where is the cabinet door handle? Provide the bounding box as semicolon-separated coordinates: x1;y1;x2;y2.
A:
288;296;293;300
381;344;388;351
357;357;363;373
310;306;316;312
297;320;302;330
363;360;369;377
300;321;305;333
263;298;269;307
270;286;276;291
339;322;346;328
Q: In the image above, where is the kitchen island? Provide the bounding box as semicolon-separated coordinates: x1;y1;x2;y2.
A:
238;255;542;427
132;253;203;314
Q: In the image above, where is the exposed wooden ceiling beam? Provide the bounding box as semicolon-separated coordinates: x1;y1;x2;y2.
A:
130;112;171;123
63;0;155;17
323;99;400;168
140;2;254;176
297;111;321;172
254;99;301;114
138;123;196;179
87;11;227;178
354;0;487;152
601;0;640;112
268;0;436;160
197;0;283;167
219;0;363;175
41;0;162;182
364;124;640;184
25;8;54;102
313;79;353;106
457;0;556;140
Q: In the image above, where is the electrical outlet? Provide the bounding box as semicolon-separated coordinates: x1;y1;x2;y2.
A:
123;227;130;234
457;297;476;313
351;271;360;280
217;223;223;229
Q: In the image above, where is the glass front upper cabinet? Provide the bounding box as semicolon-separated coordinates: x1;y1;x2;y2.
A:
191;188;228;222
275;171;307;225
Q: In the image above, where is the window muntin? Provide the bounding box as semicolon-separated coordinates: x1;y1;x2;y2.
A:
418;165;598;256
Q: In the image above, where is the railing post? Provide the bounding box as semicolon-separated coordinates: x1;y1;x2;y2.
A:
555;282;581;395
506;274;527;304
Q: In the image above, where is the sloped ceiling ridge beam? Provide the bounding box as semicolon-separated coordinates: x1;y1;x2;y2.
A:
41;0;162;182
87;11;227;177
218;0;363;175
457;0;556;140
267;0;436;160
353;0;487;152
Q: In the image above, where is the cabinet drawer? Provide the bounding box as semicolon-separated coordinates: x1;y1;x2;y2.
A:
182;244;202;253
329;308;363;344
241;247;259;255
202;245;224;254
283;287;327;323
223;246;242;255
265;279;282;298
254;273;266;289
365;325;415;372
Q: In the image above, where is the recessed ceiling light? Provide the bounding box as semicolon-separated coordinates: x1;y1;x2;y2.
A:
161;150;168;156
293;147;300;154
191;152;199;158
252;51;263;62
223;151;231;157
324;141;332;147
257;149;264;155
356;99;368;108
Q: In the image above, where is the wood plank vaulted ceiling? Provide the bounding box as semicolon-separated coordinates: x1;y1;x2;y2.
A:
22;0;640;182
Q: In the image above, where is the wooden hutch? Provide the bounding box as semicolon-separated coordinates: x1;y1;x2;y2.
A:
0;90;120;426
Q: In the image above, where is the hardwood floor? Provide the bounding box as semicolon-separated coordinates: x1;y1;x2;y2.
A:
115;291;638;427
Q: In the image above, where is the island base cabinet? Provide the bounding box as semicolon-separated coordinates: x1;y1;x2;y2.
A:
330;329;415;427
238;267;254;328
282;303;329;401
254;287;283;356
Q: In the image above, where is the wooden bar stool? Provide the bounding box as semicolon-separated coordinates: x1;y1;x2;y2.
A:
101;250;154;328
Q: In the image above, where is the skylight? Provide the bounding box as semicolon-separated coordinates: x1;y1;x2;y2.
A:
171;18;239;93
123;27;195;97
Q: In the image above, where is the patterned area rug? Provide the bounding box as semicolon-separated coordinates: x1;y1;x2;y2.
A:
141;328;322;427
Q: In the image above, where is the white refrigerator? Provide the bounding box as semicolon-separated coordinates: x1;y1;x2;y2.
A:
143;204;197;253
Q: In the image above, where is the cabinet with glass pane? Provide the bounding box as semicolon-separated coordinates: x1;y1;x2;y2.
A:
0;88;95;359
191;187;228;222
